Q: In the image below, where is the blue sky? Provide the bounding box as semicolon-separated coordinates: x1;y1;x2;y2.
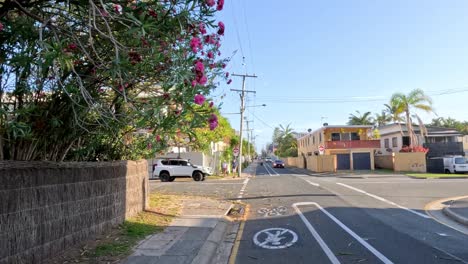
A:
213;0;468;152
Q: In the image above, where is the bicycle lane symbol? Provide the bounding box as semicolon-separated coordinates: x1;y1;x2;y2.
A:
253;228;298;249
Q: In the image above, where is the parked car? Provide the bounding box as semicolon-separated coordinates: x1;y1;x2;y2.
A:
272;160;285;168
152;158;212;182
443;156;468;174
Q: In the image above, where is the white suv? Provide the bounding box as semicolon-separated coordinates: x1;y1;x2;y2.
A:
152;158;212;182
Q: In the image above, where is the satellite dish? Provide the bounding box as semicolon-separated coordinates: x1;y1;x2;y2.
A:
307;128;312;133
323;123;328;126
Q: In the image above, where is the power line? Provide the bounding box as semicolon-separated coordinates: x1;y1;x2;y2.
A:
254;88;468;104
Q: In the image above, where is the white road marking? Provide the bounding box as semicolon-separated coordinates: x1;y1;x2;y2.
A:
263;163;280;176
236;178;250;202
344;180;468;184
294;202;394;264
292;203;340;264
336;183;431;219
253;228;298;249
302;179;320;187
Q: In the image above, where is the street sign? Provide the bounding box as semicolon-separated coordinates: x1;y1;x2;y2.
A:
233;147;239;157
318;145;325;155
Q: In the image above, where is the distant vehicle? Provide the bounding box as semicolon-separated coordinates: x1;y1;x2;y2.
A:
265;157;272;163
272;160;285;168
443;156;468;174
152;158;212;182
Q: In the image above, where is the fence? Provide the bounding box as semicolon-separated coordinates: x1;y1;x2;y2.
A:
0;160;148;264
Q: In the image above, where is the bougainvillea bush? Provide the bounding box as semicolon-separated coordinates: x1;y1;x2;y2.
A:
0;0;231;161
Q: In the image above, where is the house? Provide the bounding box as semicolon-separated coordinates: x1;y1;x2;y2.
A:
297;125;380;170
377;123;464;157
462;135;468;156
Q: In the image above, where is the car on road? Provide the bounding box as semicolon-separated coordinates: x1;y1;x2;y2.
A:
443;156;468;174
272;160;285;168
265;157;272;163
152;158;212;182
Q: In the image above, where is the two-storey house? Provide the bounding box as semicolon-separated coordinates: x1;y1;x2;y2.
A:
298;125;381;170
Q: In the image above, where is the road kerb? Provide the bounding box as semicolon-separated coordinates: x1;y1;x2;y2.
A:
425;196;468;236
441;196;468;226
228;204;250;264
190;218;231;264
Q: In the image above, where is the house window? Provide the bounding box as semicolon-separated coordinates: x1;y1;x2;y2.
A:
384;138;389;148
392;137;398;147
351;132;360;140
331;133;340;141
341;133;351;141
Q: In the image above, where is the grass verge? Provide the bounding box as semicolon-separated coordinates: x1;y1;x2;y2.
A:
407;173;468;178
47;193;181;264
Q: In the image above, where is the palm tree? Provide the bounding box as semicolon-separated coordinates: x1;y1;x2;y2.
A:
389;89;433;146
374;111;391;126
347;111;373;125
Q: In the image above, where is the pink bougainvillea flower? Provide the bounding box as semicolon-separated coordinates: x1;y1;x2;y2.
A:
217;0;224;11
209;102;214;108
0;22;4;32
206;0;216;7
113;4;123;14
225;72;229;78
208;114;218;130
207;51;214;59
227;79;232;85
147;143;152;149
194;94;206;105
195;61;205;73
198;75;207;85
156;135;161;141
190;37;202;53
199;23;207;35
217;21;225;35
191;80;197;87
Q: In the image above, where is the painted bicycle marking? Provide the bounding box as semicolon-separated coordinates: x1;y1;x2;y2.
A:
253;228;298;249
257;206;287;217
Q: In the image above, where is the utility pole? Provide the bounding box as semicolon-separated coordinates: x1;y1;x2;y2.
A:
245;119;253;153
231;73;257;177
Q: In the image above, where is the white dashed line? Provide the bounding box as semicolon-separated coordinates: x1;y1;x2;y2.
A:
336;183;431;219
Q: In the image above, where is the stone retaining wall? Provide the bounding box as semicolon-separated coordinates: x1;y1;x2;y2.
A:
0;160;148;264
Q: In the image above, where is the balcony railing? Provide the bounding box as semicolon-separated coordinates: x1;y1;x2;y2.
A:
325;140;381;149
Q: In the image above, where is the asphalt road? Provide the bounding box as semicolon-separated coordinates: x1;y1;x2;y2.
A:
233;162;468;264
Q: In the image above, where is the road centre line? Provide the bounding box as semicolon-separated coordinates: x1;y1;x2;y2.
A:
293;202;394;264
263;163;280;176
336;183;431;219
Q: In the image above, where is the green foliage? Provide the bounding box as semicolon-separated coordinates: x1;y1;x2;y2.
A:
429;117;468;135
273;124;298;158
0;1;229;161
347;111;374;125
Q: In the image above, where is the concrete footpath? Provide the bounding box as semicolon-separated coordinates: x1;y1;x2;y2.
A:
123;162;257;264
122;198;234;264
443;196;468;226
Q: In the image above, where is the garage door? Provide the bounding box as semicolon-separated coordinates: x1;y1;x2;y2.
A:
336;154;350;170
353;152;371;170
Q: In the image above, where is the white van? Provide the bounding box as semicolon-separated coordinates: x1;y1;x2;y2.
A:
443;156;468;174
